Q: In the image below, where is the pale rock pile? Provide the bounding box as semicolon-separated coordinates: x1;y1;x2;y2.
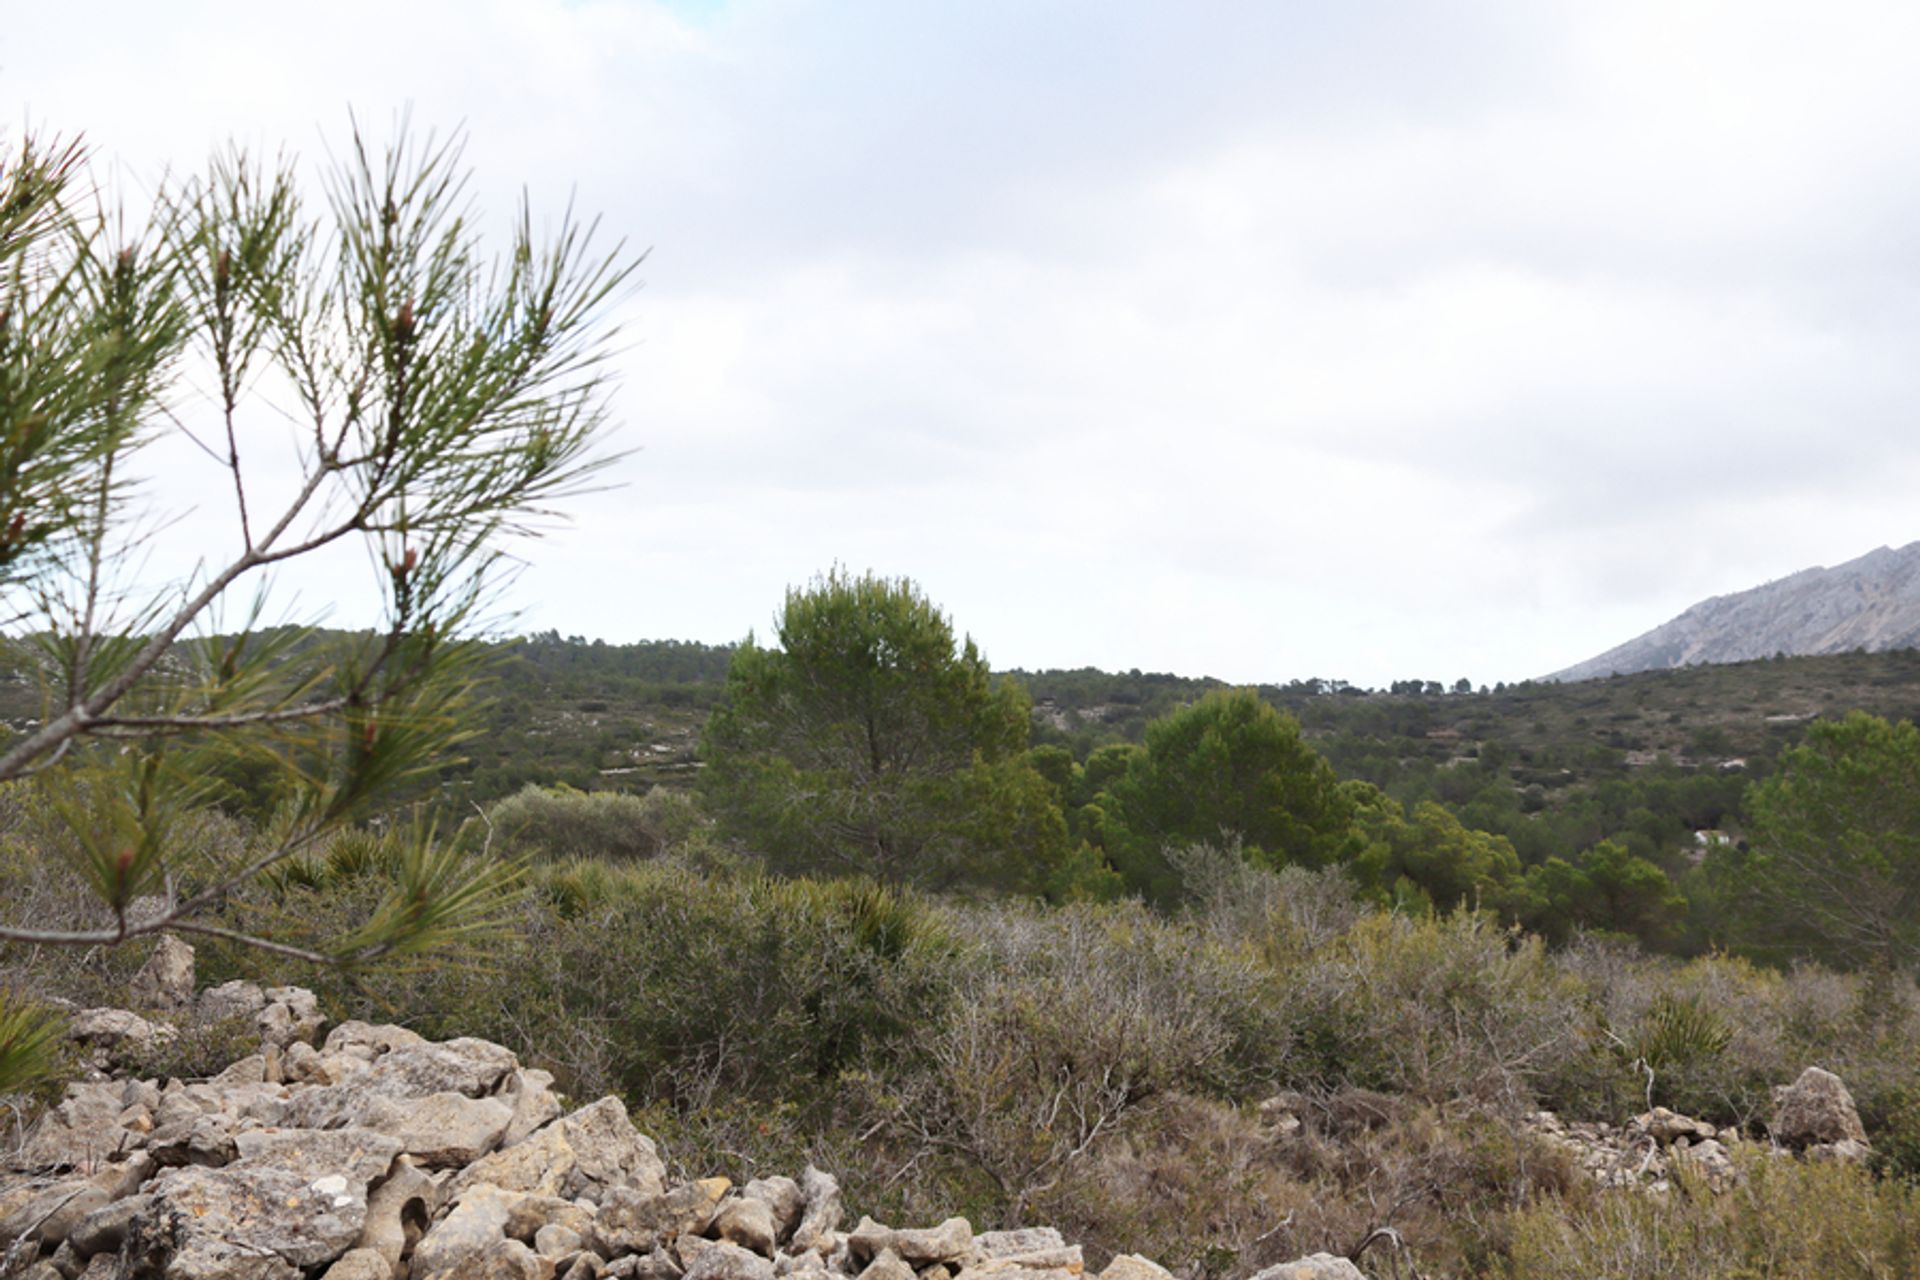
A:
1523;1067;1873;1194
1;941;1342;1280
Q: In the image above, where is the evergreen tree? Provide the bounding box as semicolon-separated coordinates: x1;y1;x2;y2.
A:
701;570;1098;894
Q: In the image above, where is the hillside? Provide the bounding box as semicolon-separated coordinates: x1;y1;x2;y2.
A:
1550;542;1920;682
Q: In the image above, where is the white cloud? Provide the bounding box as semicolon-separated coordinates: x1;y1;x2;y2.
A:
6;0;1920;686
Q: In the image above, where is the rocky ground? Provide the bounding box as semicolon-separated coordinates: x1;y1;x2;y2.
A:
0;939;1877;1280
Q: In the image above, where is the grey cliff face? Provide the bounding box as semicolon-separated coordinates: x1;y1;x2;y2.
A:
1550;542;1920;682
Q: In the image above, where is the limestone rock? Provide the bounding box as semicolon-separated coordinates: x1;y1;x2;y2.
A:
231;1127;403;1185
411;1183;523;1280
787;1168;842;1255
1249;1257;1366;1280
712;1196;778;1256
975;1230;1065;1260
129;935;197;1010
323;1247;397;1280
197;979;270;1025
851;1219;977;1270
857;1248;916;1280
1773;1067;1868;1148
464;1237;558;1280
359;1156;438;1271
502;1068;565;1147
1098;1256;1173;1280
452;1098;664;1204
139;1163;371;1275
741;1176;804;1244
684;1239;776;1280
594;1179;729;1257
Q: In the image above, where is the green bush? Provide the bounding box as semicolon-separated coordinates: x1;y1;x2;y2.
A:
484;784;698;862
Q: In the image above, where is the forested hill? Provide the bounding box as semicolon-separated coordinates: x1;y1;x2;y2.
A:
5;631;1918;873
437;640;1920;874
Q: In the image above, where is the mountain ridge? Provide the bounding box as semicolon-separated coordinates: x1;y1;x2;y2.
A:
1549;541;1920;682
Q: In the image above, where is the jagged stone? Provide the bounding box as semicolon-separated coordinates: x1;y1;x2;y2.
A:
889;1218;972;1267
358;1156;438;1271
1635;1106;1718;1145
464;1237;557;1279
562;1252;609;1280
231;1127;402;1185
975;1230;1065;1261
1773;1067;1868;1148
787;1168;842;1255
129;935;196;1010
1249;1257;1365;1280
684;1238;776;1280
857;1247;916;1280
594;1179;729;1257
507;1196;597;1243
411;1183;523;1280
138;1163;369;1276
1097;1256;1173;1280
537;1221;586;1258
68;1193;152;1258
502;1068;565;1147
712;1196;778;1256
451;1098;666;1204
741;1176;804;1244
322;1247;396;1280
198;979;270;1024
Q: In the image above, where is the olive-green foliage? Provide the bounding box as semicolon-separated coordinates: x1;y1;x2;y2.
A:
1506;1153;1920;1279
1283;912;1586;1105
1516;840;1689;949
1101;689;1354;902
484;784;705;862
0;987;66;1111
873;899;1288;1225
701;570;1081;894
0;120;631;982
1345;783;1524;912
1739;710;1920;970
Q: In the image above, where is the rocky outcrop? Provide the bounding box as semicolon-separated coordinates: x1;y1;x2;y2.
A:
1;941;1208;1280
1548;541;1920;681
9;939;1874;1280
1771;1066;1871;1161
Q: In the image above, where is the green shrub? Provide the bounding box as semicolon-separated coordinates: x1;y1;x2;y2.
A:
484;784;694;862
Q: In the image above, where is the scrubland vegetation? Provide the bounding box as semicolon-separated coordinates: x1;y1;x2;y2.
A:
10;573;1920;1276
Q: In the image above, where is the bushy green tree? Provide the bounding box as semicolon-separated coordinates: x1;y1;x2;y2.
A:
1516;840;1687;948
700;570;1091;893
1346;784;1524;913
1101;688;1353;900
1738;711;1920;970
0;123;634;971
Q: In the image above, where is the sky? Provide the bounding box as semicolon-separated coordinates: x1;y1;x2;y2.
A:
7;0;1920;688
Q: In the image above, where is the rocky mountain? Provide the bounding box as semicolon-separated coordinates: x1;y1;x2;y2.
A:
1549;542;1920;682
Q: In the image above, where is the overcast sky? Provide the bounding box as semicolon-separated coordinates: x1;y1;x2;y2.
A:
8;1;1919;687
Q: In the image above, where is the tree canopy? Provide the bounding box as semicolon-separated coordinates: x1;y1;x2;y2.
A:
0;122;636;966
1099;687;1354;900
1735;710;1920;970
700;570;1096;893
